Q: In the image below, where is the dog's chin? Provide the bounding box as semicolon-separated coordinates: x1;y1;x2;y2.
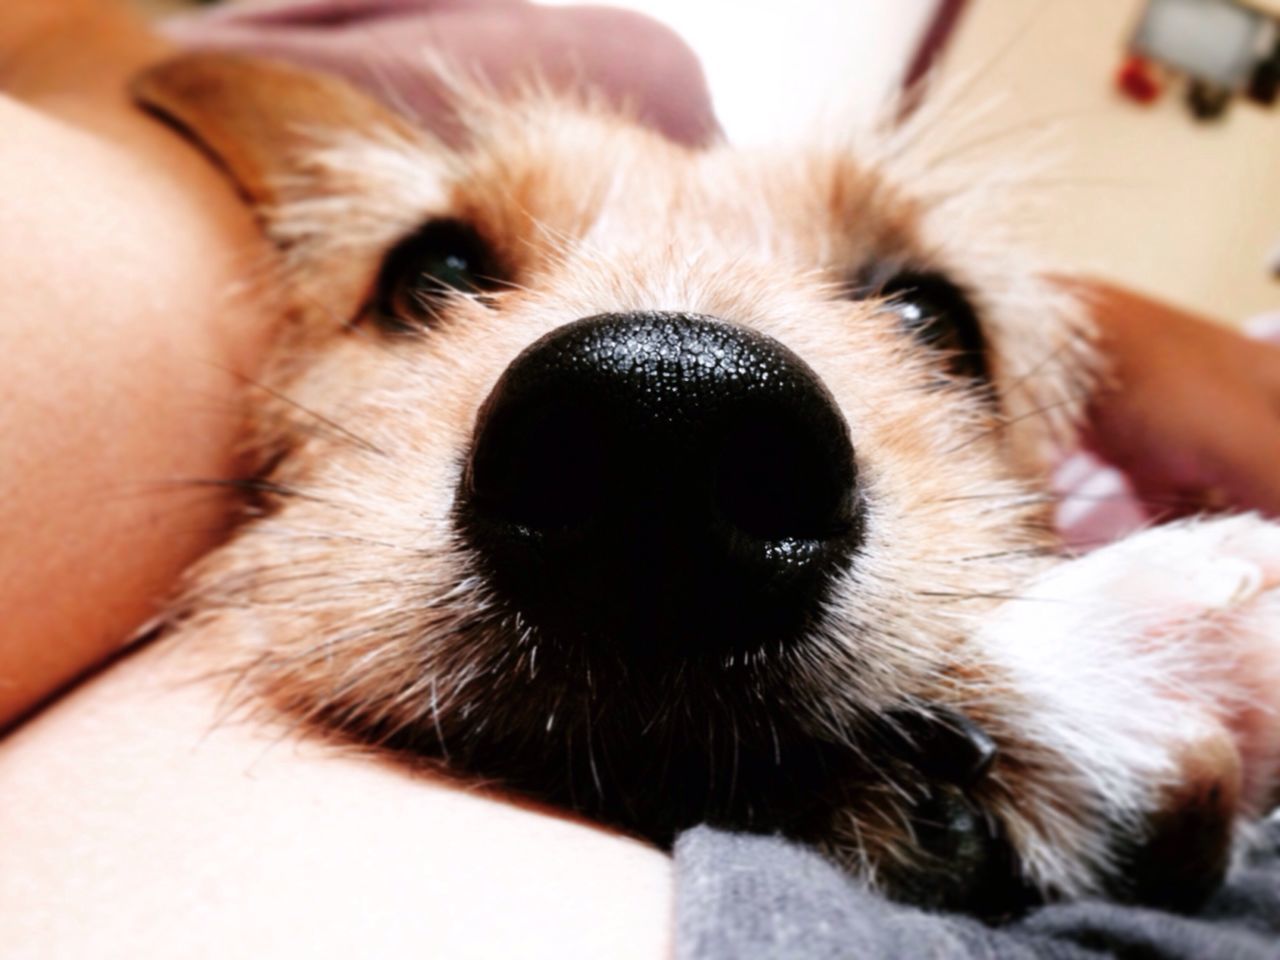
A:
377;605;1034;915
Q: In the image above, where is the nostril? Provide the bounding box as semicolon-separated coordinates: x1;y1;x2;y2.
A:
714;406;858;543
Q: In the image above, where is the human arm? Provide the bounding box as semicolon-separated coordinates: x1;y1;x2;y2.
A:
0;0;275;727
1076;278;1280;518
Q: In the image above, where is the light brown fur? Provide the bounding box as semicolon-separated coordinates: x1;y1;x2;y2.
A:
133;54;1279;913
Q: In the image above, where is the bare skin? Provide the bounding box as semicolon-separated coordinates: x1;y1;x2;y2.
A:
2;2;1279;954
0;641;672;959
0;1;273;727
1079;280;1280;518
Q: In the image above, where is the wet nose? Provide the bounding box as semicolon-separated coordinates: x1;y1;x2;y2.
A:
457;311;862;656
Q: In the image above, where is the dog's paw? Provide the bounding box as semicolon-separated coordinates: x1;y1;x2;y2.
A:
975;516;1280;900
1002;515;1280;805
1036;513;1280;618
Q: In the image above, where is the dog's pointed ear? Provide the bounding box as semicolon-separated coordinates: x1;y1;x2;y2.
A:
132;52;417;209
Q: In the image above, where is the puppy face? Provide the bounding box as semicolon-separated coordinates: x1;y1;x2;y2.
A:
138;55;1103;912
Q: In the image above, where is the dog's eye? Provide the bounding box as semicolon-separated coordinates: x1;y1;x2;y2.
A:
373;219;503;331
881;272;989;382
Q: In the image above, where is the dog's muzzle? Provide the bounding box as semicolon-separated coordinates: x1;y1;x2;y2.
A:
457;311;861;657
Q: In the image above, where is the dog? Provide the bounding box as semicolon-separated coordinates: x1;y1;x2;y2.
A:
133;51;1280;916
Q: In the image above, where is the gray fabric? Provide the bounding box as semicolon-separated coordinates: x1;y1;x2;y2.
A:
674;813;1280;960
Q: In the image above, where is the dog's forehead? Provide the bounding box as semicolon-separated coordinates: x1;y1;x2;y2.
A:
446;108;925;271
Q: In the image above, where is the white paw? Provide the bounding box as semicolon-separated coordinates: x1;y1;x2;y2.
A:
985;514;1280;817
1039;514;1280;618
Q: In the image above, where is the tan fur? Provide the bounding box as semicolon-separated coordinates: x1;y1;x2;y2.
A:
134;54;1279;910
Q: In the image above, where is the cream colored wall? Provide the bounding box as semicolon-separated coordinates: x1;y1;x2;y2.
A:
944;0;1280;323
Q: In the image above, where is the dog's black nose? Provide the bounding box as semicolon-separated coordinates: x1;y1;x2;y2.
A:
458;311;861;656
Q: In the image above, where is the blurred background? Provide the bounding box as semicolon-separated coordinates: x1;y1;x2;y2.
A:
943;0;1279;323
136;0;1280;325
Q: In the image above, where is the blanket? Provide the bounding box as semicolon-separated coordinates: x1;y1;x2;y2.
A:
675;816;1280;960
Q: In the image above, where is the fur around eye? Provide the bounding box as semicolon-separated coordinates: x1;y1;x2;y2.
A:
373;219;503;332
879;272;989;383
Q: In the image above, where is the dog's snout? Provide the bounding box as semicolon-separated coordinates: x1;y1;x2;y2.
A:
458;311;861;655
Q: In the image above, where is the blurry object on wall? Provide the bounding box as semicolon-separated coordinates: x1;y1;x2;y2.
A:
1116;54;1167;102
1119;0;1280;118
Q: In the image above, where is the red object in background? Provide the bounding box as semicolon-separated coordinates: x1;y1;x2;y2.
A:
1117;54;1163;104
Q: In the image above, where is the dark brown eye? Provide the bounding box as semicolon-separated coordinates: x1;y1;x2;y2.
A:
372;219;503;332
880;272;989;383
